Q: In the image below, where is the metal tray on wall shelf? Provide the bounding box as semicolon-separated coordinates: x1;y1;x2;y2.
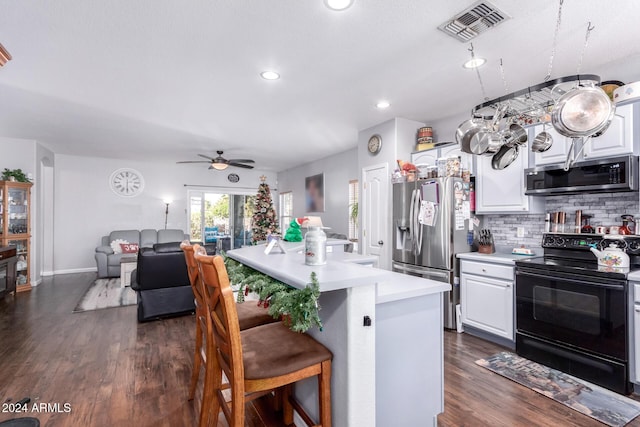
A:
471;74;601;123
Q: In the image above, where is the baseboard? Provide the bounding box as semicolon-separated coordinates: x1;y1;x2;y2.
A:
52;267;98;275
31;279;42;287
41;271;55;277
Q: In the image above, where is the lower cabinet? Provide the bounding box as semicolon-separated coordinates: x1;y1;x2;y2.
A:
460;260;514;341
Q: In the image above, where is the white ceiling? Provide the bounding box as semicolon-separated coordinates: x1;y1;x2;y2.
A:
1;0;640;171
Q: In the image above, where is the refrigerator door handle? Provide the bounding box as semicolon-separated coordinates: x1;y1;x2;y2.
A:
392;263;449;280
408;188;415;244
416;189;423;256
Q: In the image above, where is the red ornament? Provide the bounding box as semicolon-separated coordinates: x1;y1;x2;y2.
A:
244;286;249;296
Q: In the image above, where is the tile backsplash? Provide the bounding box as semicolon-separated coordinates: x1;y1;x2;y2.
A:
486;193;640;248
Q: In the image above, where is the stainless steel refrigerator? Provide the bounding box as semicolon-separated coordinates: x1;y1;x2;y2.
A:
392;177;472;329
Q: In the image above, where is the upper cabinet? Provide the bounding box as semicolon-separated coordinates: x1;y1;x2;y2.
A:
533;103;637;167
411;143;475;175
411;150;438;168
584;103;636;160
476;150;543;214
532;126;574;166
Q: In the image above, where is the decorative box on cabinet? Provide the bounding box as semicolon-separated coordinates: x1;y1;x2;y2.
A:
0;181;32;292
476;150;543;214
460;260;514;343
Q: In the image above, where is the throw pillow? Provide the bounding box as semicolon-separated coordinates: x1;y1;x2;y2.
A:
110;239;129;254
120;243;139;254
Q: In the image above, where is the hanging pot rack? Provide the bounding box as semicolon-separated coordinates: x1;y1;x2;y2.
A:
471;74;601;121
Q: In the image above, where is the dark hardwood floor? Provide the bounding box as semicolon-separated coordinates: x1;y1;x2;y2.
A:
0;273;285;427
1;274;639;426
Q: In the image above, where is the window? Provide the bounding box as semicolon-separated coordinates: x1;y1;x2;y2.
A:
188;190;255;249
348;180;359;240
280;191;293;233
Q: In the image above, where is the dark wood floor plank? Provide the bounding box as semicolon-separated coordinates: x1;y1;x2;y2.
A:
3;274;639;426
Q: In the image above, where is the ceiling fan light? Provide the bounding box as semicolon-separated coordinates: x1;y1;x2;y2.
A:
211;163;229;171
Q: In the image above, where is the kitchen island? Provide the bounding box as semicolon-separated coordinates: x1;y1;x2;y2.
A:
227;245;450;427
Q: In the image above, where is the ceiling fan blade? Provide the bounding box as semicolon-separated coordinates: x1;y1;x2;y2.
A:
227;159;255;164
176;161;213;164
229;162;254;169
197;154;216;161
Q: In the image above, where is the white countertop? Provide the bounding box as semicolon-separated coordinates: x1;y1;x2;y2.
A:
226;245;450;298
457;250;541;265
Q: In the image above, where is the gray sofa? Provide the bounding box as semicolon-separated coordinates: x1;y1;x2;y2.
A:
95;229;189;278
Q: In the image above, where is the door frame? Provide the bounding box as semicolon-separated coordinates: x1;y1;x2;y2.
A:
361;162;389;269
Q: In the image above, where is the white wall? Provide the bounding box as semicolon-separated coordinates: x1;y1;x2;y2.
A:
357;118;425;269
277;148;358;236
53;154;276;274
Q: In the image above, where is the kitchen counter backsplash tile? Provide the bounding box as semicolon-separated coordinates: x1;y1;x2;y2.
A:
487;214;545;247
487;193;640;247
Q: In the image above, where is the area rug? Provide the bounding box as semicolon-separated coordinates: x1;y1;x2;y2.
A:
73;278;137;313
476;352;640;427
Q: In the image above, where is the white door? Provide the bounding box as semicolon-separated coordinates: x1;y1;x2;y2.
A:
476;153;530;213
584;103;634;159
440;143;474;175
533;125;573;166
411;150;438;167
461;273;514;340
362;163;389;269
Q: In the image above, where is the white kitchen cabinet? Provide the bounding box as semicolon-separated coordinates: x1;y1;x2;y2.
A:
584;103;636;160
440;143;475;175
411;149;438;167
532;125;574;166
532;103;636;166
460;260;514;341
475;149;542;213
411;143;474;175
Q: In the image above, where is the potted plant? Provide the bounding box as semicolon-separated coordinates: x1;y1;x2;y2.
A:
1;168;30;183
349;202;358;241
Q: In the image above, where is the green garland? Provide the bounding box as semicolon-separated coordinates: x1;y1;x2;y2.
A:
223;255;323;333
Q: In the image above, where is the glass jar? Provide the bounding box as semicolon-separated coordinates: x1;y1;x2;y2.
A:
305;226;327;265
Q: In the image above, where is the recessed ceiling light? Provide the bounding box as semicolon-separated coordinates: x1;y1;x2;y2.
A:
376;100;390;109
324;0;354;11
260;70;280;80
463;57;486;69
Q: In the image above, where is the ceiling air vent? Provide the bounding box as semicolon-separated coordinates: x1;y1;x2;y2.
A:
438;1;510;42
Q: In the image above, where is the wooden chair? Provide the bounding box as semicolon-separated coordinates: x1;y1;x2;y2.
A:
180;242;278;427
194;251;332;427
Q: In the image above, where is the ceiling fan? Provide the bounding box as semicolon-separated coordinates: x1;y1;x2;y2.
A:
176;151;255;170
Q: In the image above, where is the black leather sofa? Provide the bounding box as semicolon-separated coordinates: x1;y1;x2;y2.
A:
131;242;215;322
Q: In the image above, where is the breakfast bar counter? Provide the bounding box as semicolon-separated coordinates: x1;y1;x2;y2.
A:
227;245;450;427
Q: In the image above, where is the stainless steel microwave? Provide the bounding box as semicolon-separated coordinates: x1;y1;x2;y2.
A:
524;155;638;196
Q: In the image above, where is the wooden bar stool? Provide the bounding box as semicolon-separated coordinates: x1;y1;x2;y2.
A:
180;242;278;427
194;251;332;427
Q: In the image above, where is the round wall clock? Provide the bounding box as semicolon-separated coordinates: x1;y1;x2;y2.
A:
368;134;382;154
228;173;240;183
109;168;145;197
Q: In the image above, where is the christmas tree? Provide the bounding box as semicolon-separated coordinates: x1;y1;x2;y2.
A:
251;176;280;243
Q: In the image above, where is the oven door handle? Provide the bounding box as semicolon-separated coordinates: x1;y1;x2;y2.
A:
516;270;626;291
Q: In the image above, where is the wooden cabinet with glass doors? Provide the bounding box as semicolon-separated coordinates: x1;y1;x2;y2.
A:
0;181;32;292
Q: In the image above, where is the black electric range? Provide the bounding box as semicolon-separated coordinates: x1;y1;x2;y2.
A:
515;233;640;395
516;233;640;279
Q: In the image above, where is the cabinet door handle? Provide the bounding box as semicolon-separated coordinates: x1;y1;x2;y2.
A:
482;268;487;273
635;307;640;313
506;284;511;288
